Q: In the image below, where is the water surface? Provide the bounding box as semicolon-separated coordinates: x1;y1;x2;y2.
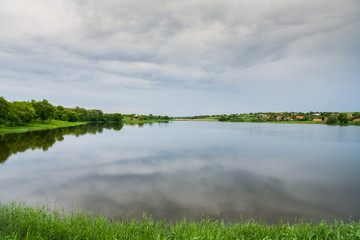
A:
0;122;359;223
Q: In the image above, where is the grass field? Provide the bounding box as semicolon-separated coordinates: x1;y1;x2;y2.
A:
0;120;87;135
1;202;359;240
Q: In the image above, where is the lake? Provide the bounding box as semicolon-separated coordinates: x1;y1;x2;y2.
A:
1;121;360;223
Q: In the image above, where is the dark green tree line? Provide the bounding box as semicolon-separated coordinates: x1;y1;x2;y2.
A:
0;97;125;126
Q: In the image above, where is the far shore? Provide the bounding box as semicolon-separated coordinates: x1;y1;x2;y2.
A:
173;118;359;126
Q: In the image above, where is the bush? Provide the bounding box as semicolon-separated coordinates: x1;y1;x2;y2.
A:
326;116;337;125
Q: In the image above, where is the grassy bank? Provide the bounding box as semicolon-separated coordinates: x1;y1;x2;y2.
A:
1;203;359;240
0;120;87;135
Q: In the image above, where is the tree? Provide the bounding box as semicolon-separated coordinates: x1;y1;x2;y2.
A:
6;103;21;126
352;112;360;119
54;106;65;120
326;116;337;125
337;113;348;124
219;115;228;121
31;99;55;123
64;110;78;122
73;107;87;121
12;101;36;123
112;113;123;122
0;96;9;124
85;109;103;122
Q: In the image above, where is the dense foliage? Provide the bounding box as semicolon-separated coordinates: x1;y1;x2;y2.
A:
0;97;171;127
0;97;125;126
1;202;360;240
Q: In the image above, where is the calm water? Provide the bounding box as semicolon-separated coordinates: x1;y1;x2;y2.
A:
1;121;360;223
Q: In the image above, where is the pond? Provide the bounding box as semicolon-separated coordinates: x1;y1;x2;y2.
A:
0;121;360;223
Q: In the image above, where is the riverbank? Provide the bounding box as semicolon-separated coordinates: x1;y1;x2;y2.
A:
173;118;218;121
0;120;87;135
0;202;359;240
174;118;360;126
122;118;170;124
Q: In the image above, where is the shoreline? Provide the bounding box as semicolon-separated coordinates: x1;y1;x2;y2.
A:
0;120;88;135
1;118;356;136
173;118;359;126
122;119;170;124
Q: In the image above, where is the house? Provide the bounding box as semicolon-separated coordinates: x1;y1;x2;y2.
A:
313;119;322;122
263;115;270;119
296;116;304;120
353;119;360;122
276;116;282;121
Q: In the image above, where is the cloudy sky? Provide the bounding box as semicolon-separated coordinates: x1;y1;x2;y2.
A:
1;0;359;115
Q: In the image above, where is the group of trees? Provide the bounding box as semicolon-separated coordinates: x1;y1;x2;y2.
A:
127;114;170;121
0;97;124;126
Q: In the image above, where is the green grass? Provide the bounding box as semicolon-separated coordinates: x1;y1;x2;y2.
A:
0;120;87;135
1;202;360;240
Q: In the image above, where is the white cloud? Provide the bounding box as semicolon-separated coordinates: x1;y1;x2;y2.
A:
0;0;359;114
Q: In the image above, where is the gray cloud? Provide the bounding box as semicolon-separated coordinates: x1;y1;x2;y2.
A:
0;0;359;114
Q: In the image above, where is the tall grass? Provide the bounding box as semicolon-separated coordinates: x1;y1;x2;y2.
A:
1;202;359;240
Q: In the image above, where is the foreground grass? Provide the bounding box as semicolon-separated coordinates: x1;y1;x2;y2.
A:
1;203;360;240
0;120;87;135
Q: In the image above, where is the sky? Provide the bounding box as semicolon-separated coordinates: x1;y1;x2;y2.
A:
0;0;359;116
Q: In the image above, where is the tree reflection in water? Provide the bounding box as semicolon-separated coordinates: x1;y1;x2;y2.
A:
0;123;124;163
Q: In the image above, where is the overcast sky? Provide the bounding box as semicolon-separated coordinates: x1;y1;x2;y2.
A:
1;0;359;115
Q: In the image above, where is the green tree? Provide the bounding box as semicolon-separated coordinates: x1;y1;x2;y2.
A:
12;101;36;123
73;107;87;121
54;106;66;120
326;116;337;125
65;110;78;122
337;113;348;124
6;103;21;126
85;109;103;122
219;115;228;121
0;97;9;124
352;112;360;119
31;99;55;123
112;113;123;122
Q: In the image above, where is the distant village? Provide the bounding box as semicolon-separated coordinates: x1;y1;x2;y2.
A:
219;112;360;125
186;112;360;125
255;112;360;122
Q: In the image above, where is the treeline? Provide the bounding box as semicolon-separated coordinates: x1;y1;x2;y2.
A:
217;112;360;125
0;97;123;126
124;114;170;121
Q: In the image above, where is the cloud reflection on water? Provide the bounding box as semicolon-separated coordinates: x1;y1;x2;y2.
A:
0;122;360;223
56;165;350;223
